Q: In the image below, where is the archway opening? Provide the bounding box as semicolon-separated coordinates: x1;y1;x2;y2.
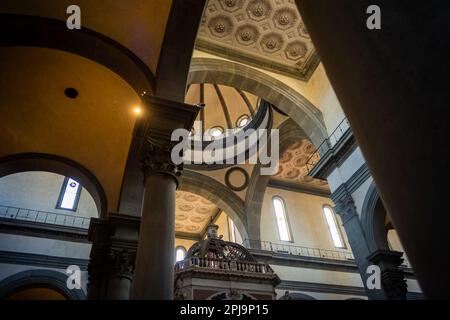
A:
0;171;99;229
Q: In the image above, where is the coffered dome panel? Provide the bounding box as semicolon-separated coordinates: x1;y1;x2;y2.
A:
196;0;320;80
273;139;330;193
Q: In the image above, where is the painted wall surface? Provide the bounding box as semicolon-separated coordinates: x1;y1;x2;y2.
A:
215;211;243;244
175;238;197;253
327;148;367;193
260;187;351;253
272;265;363;287
0;171;98;218
275;288;366;300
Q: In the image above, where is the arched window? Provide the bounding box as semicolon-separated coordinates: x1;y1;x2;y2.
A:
323;205;345;248
208;126;224;138
228;217;237;243
56;177;81;211
272;197;292;242
175;246;186;262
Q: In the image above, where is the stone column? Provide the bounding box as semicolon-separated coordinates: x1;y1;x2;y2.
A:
294;0;450;298
334;192;385;300
132;139;182;299
87;219;112;300
367;249;408;300
106;248;136;300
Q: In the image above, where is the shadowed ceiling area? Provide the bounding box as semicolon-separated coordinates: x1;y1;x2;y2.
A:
0;0;173;74
176;191;220;235
0;47;141;213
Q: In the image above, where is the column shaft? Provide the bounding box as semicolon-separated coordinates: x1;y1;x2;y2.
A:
335;194;385;299
133;173;177;299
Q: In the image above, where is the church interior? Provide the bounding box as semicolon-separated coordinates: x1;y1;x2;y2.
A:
0;1;448;300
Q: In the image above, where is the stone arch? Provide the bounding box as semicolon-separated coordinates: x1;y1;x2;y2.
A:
179;170;248;241
0;153;107;218
361;182;390;252
0;14;154;96
245;119;310;243
0;269;86;300
188;57;328;147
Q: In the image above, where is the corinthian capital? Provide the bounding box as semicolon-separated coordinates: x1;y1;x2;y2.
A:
141;136;183;186
109;248;136;280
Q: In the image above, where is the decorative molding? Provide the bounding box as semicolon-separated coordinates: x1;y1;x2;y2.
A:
175;231;203;242
267;179;331;197
109;248;136;280
334;192;359;224
249;249;359;273
141;138;183;187
196;40;320;81
308;128;357;180
331;163;371;204
0;217;89;242
225;167;250;192
0;250;89;270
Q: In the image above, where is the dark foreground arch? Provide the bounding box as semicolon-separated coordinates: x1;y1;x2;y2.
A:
0;14;154;96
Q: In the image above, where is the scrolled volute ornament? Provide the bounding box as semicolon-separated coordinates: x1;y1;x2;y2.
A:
334;193;357;220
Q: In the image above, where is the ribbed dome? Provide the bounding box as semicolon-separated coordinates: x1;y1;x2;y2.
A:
185;223;256;262
185;83;259;137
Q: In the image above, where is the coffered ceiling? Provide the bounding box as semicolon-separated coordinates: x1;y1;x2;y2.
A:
196;0;319;80
273;139;330;193
176;191;220;235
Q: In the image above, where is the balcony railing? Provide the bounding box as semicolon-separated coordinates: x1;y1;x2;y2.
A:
306;118;351;173
243;239;355;261
175;256;275;275
244;240;412;269
0;205;90;229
